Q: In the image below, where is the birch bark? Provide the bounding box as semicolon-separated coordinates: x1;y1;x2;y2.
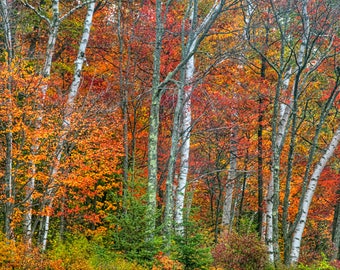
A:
221;125;238;228
290;126;340;264
25;0;60;245
173;0;232;237
146;0;227;239
173;2;197;236
146;0;164;237
174;54;194;235
1;0;14;239
21;0;95;245
261;0;309;262
40;1;96;250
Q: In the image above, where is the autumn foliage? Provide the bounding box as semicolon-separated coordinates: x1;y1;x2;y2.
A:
0;0;339;269
212;230;268;270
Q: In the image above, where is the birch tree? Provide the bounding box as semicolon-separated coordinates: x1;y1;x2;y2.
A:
39;1;96;250
20;0;61;243
0;0;14;239
146;0;230;238
174;47;195;235
20;0;95;246
245;0;339;264
221;120;238;228
290;125;340;264
165;0;198;241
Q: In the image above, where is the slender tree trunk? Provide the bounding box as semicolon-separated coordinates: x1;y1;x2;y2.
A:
173;19;197;232
282;73;300;264
266;75;292;262
290;126;340;264
332;197;340;260
117;0;129;212
24;0;93;243
1;0;14;240
214;170;224;240
164;0;197;240
146;0;164;238
25;0;60;244
4;131;14;239
0;0;13;59
287;76;340;264
174;80;192;235
172;0;228;239
163;69;185;247
257;52;266;237
222;125;238;228
266;0;310;260
237;148;249;232
41;1;96;250
147;0;226;240
257;98;264;237
59;195;65;240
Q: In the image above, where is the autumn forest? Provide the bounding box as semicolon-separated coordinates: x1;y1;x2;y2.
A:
0;0;339;269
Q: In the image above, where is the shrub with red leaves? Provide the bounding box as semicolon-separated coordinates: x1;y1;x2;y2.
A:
212;230;268;270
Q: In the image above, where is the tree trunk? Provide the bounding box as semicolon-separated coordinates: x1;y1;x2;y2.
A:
282;75;301;264
257;97;264;237
25;0;60;244
257;50;266;237
286;73;340;264
41;1;96;250
290;125;340;264
332;198;340;260
174;7;197;232
1;0;14;240
146;0;164;238
146;0;227;240
0;0;13;59
237;148;249;232
266;0;310;261
222;125;238;228
117;0;129;212
163;71;184;247
174;76;193;235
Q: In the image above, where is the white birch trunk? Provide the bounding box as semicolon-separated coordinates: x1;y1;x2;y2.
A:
174;54;194;235
290;125;340;264
265;94;292;262
24;0;60;243
24;0;93;243
280;67;292;119
222;126;238;228
174;0;226;235
266;0;310;261
0;0;13;59
261;211;267;241
41;1;96;250
265;170;275;261
1;0;14;239
146;0;227;239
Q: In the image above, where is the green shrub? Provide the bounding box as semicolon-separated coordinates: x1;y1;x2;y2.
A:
48;233;147;270
48;235;93;269
106;195;162;266
298;253;337;270
171;221;213;270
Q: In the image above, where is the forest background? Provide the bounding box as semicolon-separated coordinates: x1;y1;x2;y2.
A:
0;0;340;269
